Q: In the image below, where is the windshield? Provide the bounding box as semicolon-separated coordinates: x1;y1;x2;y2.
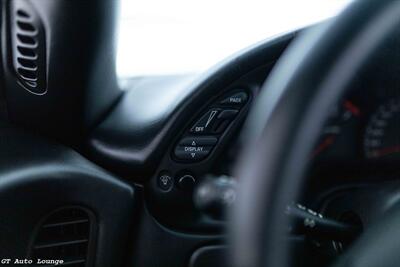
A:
117;0;353;78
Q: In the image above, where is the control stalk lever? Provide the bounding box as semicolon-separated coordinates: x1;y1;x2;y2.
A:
286;203;360;241
194;175;360;241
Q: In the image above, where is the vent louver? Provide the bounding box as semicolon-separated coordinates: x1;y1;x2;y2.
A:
31;207;95;267
10;0;47;94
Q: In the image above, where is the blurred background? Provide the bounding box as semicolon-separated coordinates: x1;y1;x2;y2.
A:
117;0;353;78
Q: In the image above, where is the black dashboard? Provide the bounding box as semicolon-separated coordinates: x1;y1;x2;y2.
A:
88;25;400;239
0;1;300;262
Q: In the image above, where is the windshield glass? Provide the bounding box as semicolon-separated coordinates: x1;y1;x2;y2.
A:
117;0;353;78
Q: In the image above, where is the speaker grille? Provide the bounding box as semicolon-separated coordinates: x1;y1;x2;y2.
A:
31;207;96;267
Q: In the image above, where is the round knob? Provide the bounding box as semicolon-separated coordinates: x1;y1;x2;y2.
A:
194;175;237;219
178;174;196;190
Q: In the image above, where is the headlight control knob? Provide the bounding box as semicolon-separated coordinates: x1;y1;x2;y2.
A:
178;174;196;191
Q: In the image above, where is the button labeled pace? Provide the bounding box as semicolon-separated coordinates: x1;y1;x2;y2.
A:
220;91;248;106
174;146;212;161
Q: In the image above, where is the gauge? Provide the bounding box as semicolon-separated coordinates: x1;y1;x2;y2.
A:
313;100;360;157
364;98;400;159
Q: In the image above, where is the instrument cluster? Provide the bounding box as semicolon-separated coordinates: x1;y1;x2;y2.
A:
314;86;400;165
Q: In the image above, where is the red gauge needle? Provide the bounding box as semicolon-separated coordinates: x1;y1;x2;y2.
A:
312;136;335;157
371;145;400;157
344;100;361;116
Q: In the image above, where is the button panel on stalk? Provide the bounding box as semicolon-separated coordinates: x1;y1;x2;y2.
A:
174;89;249;162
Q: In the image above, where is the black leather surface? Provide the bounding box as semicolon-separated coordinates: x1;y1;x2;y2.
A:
87;32;296;179
0;122;135;266
231;1;400;267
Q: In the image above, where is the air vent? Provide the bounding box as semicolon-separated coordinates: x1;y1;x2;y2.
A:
31;207;96;267
9;0;47;95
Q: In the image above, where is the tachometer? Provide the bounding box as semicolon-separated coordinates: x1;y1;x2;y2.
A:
364;99;400;159
313;100;360;157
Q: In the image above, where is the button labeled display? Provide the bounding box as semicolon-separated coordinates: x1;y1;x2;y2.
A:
174;146;212;161
178;136;218;147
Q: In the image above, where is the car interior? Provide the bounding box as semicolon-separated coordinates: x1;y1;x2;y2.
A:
1;0;400;266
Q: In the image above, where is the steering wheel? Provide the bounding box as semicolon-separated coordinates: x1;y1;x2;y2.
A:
232;1;400;267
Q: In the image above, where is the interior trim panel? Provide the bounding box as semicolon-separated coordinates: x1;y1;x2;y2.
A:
0;122;135;267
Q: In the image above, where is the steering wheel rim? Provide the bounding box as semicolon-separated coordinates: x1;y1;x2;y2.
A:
231;1;400;267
